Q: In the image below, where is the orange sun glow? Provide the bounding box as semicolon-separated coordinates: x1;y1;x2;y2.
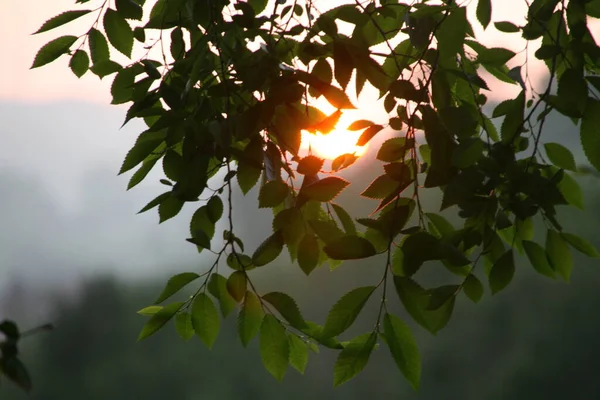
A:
300;128;368;160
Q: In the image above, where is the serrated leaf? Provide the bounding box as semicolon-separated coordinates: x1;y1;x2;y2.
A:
322;286;375;338
288;335;309;374
88;28;110;63
104;8;134;57
581;99;600;171
463;274;484;303
31;35;77;69
331;153;358;171
155;272;199;304
226;271;247;302
332;203;356;234
333;332;376;387
383;314;421;390
237;163;262;195
298;233;319;275
321;85;356;109
489;250;515;294
33;10;92;34
69;50;89;78
238;291;264;347
262;292;308;329
523;240;555;278
259;180;289;208
191;293;220;349
252;231;284;266
300;176;349;202
175;312;194;340
476;0;492;28
546;229;573;282
116;0;143;20
360;174;399;200
297;155;324;175
544;142;577;171
158;195;184;223
207;273;237;317
333;41;354;89
347;119;375;131
377;137;414;162
207;196;223;223
356;124;384;146
561;232;600;257
137;302;183;341
260;315;289;381
138;192;169;214
323;235;377;260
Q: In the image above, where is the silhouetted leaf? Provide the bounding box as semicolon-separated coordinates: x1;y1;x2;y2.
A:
33;10;91;34
300;176;350;202
104;8;134;57
581;99;600;171
259;180;289;208
324;235;377;260
69;50;89;78
298;233;319;275
252;231;284;266
463;274;484;303
31;36;77;68
476;0;492;28
489;250;515;294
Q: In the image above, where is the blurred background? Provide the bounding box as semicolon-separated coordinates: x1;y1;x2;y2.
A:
2;1;600;399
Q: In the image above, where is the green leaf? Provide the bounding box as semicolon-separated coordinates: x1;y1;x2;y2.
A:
33;10;92;34
259;180;289;208
489;250;515;294
476;0;492;28
138;192;169;214
298;233;319;275
561;232;600;257
237;163;262;194
393;277;455;334
360;174;400;200
262;292;308;329
546;229;573;282
377;137;414;162
300;176;350;202
288;334;309;374
252;231;284;266
191;293;220;349
523;240;555;278
207;196;223;223
137;305;163;316
260;315;289;381
88;28;110;63
495;21;520;32
333;332;376;387
31;35;77;69
581;99;600;171
558;172;583;209
238;291;264;347
249;0;268;14
158;195;184;223
90;59;122;78
383;314;421;390
226;271;247;302
544;142;577;171
69;50;89;78
116;0;143;20
207;273;237;317
332;203;356;234
323;235;377;260
104;8;134;57
155;272;199;304
137;301;183;341
174;312;194;340
463;274;484;303
322;286;375;338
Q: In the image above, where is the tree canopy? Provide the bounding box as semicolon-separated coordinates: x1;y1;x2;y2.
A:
15;0;600;391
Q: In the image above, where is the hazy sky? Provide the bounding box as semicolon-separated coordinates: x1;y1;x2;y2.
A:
0;0;594;289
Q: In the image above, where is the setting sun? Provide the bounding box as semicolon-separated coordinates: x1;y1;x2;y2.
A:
300;128;368;160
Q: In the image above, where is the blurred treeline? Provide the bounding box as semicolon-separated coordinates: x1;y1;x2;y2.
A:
1;175;599;399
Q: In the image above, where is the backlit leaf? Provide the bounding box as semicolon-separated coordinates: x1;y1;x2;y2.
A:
31;36;77;69
104;8;134;57
137;301;183;341
323;235;377;260
191;293;220;349
544;142;577;171
356;124;384;146
322;286;375;337
298;233;319;275
463;274;484;303
561;232;600;257
259;180;289;208
288;334;309;374
238;291;264;347
33;10;91;34
333;332;376;387
383;314;420;390
546;229;573;282
489;250;515;294
226;271;247;302
155;272;199;304
262;292;308;329
523;240;555;278
300;176;350;202
208;273;237;317
252;231;284;266
175;312;194;340
260;315;289;381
